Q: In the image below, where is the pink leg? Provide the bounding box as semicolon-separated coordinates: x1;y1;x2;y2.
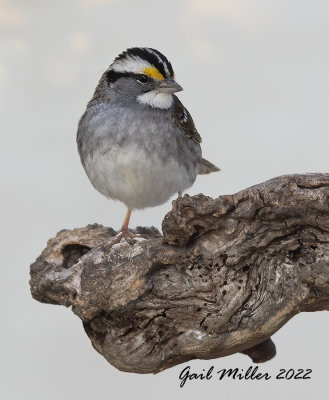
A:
107;210;141;247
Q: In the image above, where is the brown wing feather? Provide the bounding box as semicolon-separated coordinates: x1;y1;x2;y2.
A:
173;96;220;174
173;96;202;144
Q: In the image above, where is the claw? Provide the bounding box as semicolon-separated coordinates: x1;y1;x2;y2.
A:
105;209;149;249
105;228;146;249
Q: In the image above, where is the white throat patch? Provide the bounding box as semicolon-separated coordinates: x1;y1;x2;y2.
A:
137;91;173;109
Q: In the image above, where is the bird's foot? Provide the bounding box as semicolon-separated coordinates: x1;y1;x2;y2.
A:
106;229;148;249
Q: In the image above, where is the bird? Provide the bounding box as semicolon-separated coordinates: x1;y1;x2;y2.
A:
77;47;219;246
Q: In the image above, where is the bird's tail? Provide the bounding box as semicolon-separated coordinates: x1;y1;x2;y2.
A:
198;158;221;175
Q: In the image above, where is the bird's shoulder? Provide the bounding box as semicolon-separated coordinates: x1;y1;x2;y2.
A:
172;96;202;144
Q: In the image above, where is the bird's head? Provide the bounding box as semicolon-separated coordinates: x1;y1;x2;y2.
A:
105;47;182;109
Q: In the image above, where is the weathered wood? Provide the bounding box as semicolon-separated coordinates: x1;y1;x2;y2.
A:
29;174;329;373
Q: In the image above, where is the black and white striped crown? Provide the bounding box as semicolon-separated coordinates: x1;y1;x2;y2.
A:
108;47;174;80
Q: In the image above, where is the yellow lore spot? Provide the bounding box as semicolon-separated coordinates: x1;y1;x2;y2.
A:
143;66;164;80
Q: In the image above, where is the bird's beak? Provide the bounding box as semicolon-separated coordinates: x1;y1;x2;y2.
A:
157;78;183;94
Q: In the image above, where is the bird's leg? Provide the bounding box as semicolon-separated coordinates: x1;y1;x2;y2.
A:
121;209;132;232
120;209;136;241
106;210;142;248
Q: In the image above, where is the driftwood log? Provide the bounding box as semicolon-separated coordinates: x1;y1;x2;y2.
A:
29;174;329;373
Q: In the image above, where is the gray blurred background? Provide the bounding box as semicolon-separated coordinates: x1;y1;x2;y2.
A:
1;0;328;399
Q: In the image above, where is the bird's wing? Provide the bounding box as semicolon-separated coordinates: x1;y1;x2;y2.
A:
172;96;202;144
173;97;220;174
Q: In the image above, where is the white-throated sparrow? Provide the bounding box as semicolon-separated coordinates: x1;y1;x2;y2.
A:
77;47;219;245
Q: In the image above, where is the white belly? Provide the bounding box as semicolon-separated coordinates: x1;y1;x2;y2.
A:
84;143;194;210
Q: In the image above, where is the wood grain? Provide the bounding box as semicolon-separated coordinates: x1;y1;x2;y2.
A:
30;174;329;373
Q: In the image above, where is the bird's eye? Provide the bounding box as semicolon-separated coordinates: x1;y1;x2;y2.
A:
137;74;150;84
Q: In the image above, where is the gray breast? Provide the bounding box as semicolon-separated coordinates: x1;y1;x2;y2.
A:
77;102;201;210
